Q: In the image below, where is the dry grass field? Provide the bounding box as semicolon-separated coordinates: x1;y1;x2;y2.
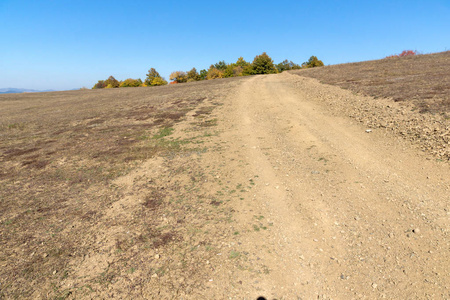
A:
290;51;450;117
0;78;245;298
0;52;449;299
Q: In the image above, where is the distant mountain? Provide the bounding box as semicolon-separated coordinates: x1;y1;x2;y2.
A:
0;88;56;94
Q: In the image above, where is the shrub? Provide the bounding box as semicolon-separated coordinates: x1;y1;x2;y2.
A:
187;68;200;81
399;50;417;57
169;71;187;83
151;77;168;86
92;80;106;89
120;78;143;87
104;76;120;88
386;50;418;59
242;64;255;76
222;64;235;78
302;56;324;68
206;66;223;80
251;52;277;74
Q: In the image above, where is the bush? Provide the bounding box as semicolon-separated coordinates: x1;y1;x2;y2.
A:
104;76;120;88
120;78;143;87
222;65;235;78
151;77;168;86
206;66;223;80
386;50;418;59
251;52;277;74
92;80;106;89
169;71;187;83
187;68;200;81
242;64;255;76
302;56;324;68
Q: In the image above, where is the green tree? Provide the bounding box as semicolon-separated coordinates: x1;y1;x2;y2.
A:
276;59;301;72
222;64;235;78
213;60;228;71
251;52;277;74
187;67;200;82
199;69;208;80
235;56;250;68
145;68;166;86
302;56;324;68
242;64;255;76
104;76;120;88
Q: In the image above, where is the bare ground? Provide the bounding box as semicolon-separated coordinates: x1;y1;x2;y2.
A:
0;69;449;299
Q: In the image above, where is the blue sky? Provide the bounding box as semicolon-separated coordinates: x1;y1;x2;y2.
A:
1;0;449;90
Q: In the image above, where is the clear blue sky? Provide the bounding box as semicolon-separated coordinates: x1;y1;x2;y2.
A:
1;0;449;90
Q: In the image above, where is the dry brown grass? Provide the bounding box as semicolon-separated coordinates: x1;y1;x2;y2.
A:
0;77;243;298
290;51;450;117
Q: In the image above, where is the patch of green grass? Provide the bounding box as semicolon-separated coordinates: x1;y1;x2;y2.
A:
153;127;174;139
233;231;239;235
253;225;260;232
229;250;241;259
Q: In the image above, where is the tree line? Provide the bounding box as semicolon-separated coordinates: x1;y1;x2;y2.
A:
92;52;324;89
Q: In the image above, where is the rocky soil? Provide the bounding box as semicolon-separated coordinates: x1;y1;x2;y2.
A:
1;71;448;299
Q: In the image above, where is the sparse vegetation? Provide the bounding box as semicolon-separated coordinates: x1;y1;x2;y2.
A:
145;68;168;86
0;78;244;298
386;50;419;58
91;53;324;87
302;55;324;68
291;51;449;115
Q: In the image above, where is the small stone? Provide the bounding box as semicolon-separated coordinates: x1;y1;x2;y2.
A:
43;253;48;258
372;283;378;289
412;228;420;234
53;270;57;275
155;254;160;259
366;129;372;133
299;255;305;260
151;273;158;278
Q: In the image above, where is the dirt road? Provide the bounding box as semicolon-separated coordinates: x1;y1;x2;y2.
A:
1;72;448;299
208;73;449;299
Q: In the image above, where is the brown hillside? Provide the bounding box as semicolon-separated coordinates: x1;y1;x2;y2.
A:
290;51;450;117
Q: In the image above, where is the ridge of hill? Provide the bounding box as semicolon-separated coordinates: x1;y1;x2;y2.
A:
0;88;56;94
